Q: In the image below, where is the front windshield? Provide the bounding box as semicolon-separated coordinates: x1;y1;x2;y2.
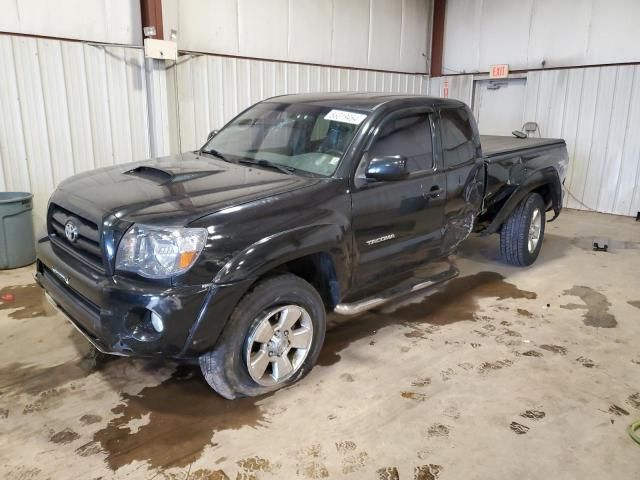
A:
202;102;368;176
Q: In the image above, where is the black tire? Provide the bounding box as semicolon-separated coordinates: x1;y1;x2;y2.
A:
199;273;326;399
500;193;546;266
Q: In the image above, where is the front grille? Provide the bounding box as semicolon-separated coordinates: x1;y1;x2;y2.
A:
48;204;105;272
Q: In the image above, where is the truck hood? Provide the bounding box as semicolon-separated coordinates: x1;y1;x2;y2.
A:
54;152;320;225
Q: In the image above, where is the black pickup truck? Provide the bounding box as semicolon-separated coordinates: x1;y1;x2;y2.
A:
36;93;568;399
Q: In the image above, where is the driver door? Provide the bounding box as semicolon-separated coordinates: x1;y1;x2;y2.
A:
350;110;446;292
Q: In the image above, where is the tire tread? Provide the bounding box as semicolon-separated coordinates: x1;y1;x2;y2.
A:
500;193;545;266
199;273;326;399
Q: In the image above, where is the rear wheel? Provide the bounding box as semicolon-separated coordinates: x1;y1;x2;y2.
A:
199;274;326;399
500;192;545;266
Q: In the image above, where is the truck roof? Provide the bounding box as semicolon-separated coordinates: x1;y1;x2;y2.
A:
264;92;466;112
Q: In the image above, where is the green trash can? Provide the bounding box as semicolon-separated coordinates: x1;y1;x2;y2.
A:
0;192;36;269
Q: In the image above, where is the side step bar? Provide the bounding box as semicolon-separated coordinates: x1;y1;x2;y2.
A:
334;265;459;315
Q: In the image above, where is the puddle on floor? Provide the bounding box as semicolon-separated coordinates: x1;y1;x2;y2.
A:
319;271;536;366
0;283;56;320
561;285;617;328
93;365;273;471
4;271;537;474
0;357;103;398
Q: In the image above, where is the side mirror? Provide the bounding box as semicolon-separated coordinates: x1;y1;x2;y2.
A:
206;130;219;142
365;155;409;181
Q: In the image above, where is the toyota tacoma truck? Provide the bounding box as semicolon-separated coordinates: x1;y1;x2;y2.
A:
36;93;568;399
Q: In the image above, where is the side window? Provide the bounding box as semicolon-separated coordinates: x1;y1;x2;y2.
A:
439;108;475;168
368;114;433;173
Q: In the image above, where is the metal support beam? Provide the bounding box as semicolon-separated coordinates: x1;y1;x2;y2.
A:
430;0;446;77
140;0;164;40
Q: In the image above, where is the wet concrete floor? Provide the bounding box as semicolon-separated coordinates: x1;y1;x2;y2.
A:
0;209;639;479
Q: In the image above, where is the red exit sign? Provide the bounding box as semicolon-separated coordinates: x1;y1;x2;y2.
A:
490;64;509;78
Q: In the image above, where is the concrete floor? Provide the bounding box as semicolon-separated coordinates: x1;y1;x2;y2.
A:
1;209;639;480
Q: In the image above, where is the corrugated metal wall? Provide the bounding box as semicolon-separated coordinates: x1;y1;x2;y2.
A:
443;0;640;73
428;75;473;104
0;35;151;226
163;0;432;73
430;67;640;217
524;65;640;216
173;53;430;152
0;34;429;227
0;0;143;45
3;31;636;225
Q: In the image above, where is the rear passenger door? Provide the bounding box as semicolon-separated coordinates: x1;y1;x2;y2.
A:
350;109;446;291
437;106;485;252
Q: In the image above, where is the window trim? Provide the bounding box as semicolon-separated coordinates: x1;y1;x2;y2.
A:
436;106;478;171
356;107;438;182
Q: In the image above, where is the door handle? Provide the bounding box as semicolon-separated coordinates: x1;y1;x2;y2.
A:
425;186;444;199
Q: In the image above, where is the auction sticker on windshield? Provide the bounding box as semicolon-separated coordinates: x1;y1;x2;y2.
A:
324;109;367;125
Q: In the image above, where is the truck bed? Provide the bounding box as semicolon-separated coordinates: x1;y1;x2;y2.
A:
481;135;565;158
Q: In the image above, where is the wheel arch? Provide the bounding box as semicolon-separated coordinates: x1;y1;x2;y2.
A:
484;167;562;235
214;224;349;308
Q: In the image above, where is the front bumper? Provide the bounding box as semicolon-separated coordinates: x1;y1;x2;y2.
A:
36;237;251;359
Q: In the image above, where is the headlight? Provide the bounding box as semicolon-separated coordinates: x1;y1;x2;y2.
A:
116;225;207;279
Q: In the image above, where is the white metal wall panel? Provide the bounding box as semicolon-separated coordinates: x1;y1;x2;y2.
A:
522;65;640;217
289;0;333;65
618;70;640;216
0;0;142;45
0;35;151;225
239;0;289;60
61;42;97;175
145;59;173;157
11;37;57;219
0;36;31;193
163;0;432;73
441;0;482;75
174;54;429;152
168;0;240;55
331;0;370;68
400;0;431;73
428;75;473;105
368;0;403;71
527;0;592;71
432;67;640;217
477;0;533;71
443;0;640;73
588;0;640;66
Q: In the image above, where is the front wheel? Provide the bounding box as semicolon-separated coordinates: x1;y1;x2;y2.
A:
500;192;546;266
199;274;326;399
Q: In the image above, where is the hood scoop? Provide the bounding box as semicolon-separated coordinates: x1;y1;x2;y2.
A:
124;165;223;185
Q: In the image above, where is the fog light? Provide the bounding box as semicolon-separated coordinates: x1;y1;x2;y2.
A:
125;307;163;342
151;311;164;333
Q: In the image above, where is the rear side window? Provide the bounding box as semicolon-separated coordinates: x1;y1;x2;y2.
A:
440;108;475;167
368;114;433;172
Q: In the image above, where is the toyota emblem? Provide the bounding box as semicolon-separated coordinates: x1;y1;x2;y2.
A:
64;220;79;243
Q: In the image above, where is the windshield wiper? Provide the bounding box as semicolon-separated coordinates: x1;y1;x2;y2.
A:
200;148;233;163
238;158;295;175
